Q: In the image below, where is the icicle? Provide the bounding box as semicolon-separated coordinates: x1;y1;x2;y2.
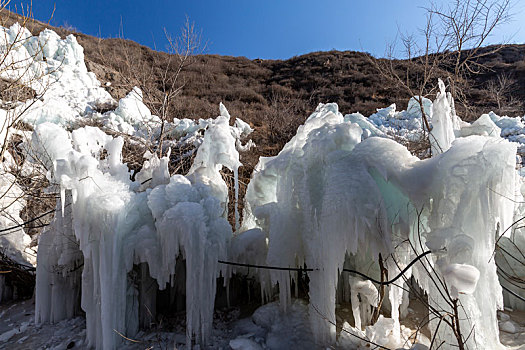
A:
60;187;65;216
227;281;231;308
234;166;240;231
430;79;455;155
389;284;403;342
349;277;379;330
350;287;362;330
294;271;298;298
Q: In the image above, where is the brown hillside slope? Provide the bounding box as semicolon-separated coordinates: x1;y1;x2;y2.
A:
2;11;525;160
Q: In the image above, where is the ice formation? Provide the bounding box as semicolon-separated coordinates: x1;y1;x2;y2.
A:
1;22;525;350
0;23;113;126
0;169;32;266
0;22;255;347
32;104;251;348
240;89;518;348
429;79;457;154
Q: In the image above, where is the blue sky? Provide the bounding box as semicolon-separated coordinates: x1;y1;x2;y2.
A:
10;0;525;60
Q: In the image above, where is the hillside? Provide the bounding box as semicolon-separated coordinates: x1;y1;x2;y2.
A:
4;10;525;157
78;38;525;144
4;7;525;249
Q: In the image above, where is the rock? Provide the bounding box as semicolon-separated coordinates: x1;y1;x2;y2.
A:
500;320;517;334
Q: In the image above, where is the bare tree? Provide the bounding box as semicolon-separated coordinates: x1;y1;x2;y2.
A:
105;16;204;158
375;0;512;128
486;72;513;110
486;72;522;114
0;1;63;161
430;0;511;100
0;0;64;301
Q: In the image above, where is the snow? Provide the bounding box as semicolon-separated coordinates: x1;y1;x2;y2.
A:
102;87;160;136
1;22;525;350
0;24;113;127
459;113;501;137
0;300;86;349
229;337;264;350
0;321;29;342
441;263;480;299
249;300;317;349
349;278;378;330
367;103;424;141
6;298;525;349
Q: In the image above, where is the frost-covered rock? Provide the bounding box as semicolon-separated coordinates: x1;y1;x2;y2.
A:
499;320;518;334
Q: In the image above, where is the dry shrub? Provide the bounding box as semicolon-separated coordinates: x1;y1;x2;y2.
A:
0;79;36;105
0;249;35;301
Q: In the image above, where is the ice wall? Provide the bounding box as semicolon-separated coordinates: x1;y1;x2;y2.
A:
242;103;396;344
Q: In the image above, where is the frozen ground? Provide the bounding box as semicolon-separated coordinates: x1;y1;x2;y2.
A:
1;298;524;349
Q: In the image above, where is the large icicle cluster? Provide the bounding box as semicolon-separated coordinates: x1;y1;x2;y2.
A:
0;21;258;349
33;105;248;348
0;20;247;266
239;82;519;349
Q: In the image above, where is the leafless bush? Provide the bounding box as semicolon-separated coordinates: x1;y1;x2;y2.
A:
262;89;308;148
485;72;523;115
0;248;35;301
394;131;432;159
